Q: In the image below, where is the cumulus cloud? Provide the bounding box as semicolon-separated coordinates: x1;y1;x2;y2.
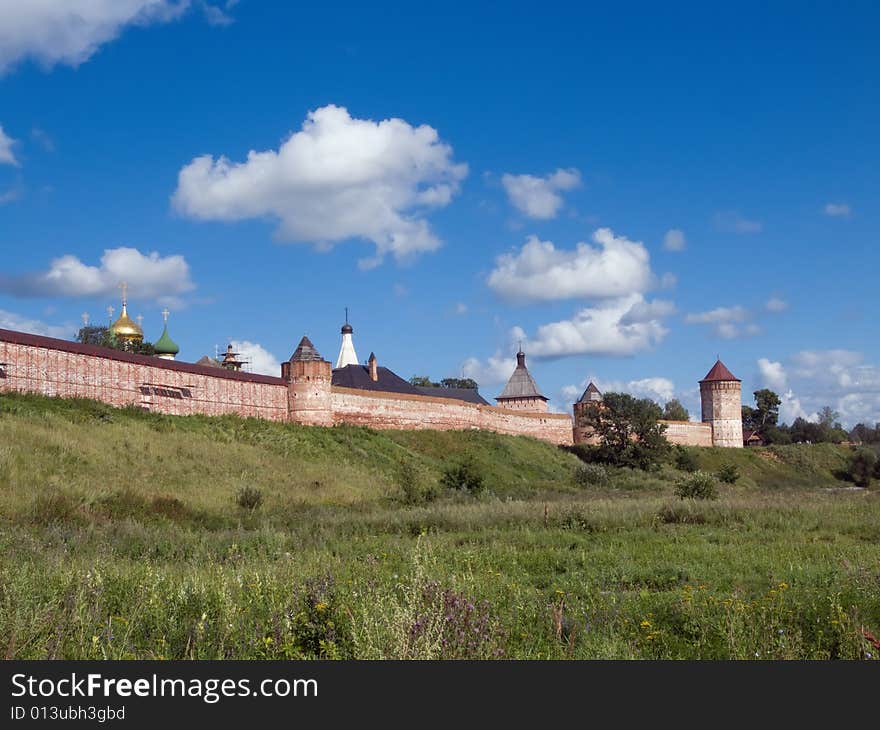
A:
757;358;788;391
460;352;517;388
0;308;71;338
561;376;677;406
663;228;685;251
517;293;671;358
757;349;880;427
488;228;654;303
0;0;197;75
0;247;195;306
500;168;581;219
713;211;763;234
0;125;18;166
765;297;788;313
173;104;467;268
824;202;851;218
230;340;281;377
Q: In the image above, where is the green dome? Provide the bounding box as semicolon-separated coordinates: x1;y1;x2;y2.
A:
154;324;180;356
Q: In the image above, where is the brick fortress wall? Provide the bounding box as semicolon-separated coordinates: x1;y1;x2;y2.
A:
0;328;288;420
0;329;572;445
330;386;573;445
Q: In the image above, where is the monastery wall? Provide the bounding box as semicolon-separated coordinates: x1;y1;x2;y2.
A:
0;329;288;421
330;386;573;445
659;420;713;447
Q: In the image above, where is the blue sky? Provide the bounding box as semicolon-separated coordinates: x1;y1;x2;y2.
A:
1;1;878;425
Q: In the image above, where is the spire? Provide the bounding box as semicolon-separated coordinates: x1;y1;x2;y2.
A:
700;358;740;383
335;310;359;368
291;336;324;362
497;348;548;402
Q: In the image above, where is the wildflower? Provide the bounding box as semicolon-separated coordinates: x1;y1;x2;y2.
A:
640;620;652;629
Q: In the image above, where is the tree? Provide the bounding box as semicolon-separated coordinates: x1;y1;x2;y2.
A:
662;399;689;421
580;392;670;470
409;375;439;387
848;449;877;488
753;389;782;429
440;378;479;390
75;326;156;356
741;405;758;431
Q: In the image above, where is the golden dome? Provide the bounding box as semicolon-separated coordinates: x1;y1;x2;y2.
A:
110;303;143;341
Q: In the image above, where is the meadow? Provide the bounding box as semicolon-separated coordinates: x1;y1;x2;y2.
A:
0;392;877;660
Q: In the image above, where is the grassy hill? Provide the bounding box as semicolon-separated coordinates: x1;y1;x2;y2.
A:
0;392;877;660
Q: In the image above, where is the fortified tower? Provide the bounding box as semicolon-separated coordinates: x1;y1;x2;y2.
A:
283;336;333;426
572;382;603;444
495;348;549;413
699;359;743;448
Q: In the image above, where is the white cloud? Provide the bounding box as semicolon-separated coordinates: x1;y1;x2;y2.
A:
659;272;678;289
0;308;71;338
0;247;195;306
454;302;468;315
561;376;676;405
824;202;851;218
501;168;581;219
0;125;18;166
0;0;197;75
757;358;788;391
758;349;880;428
460;352;517;387
765;297;788;313
173;104;467;268
230;340;280;377
713;211;763;234
663;228;685;251
0;186;22;204
517;293;671;358
488;228;654;303
685;305;763;339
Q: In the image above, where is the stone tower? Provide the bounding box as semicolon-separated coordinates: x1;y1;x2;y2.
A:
284;336;333;426
699;359;743;448
572;382;603;445
495;348;548;413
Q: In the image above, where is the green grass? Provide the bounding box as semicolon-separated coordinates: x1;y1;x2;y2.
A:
0;391;877;660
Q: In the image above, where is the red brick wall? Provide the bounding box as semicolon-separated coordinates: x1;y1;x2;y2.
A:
0;329;288;421
331;386;573;445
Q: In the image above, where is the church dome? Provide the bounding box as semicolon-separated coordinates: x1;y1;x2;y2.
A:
154;325;179;356
110;304;143;341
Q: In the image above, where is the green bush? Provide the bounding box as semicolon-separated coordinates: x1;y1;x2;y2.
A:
716;463;740;484
674;446;699;473
673;471;719;500
235;485;264;510
573;463;609;488
397;462;437;505
440;458;484;494
848;449;877;488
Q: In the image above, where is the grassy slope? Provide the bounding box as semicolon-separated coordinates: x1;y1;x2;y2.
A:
0;392;877;660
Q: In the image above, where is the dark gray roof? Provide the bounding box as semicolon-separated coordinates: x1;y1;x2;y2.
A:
332;364;422;395
577;382;603;403
497;351;547;401
415;386;490;406
291;336;324;362
196;355;222;369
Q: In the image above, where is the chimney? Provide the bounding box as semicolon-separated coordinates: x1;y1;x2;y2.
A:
368;352;378;382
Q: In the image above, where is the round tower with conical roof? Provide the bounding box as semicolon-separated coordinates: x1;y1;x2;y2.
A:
285;336;333;426
699;359;743;448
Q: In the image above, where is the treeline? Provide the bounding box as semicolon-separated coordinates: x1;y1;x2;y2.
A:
742;388;877;445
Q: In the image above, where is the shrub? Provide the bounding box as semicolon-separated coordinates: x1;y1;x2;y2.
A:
674;446;699;473
716;463;740;484
848;449;877;488
397;462;437;505
573;463;609;488
440;458;484;494
235;485;264;510
673;471;719;500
